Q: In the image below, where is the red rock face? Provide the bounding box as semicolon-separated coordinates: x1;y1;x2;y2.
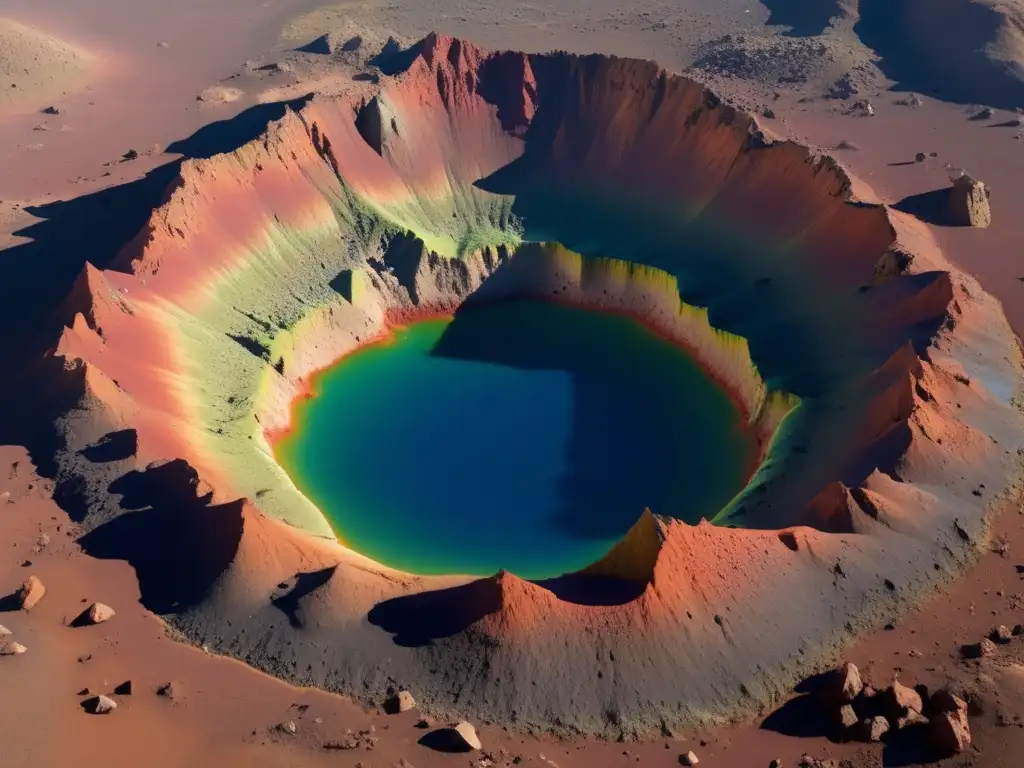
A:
42;33;1024;735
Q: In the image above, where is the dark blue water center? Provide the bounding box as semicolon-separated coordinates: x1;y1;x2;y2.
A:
276;301;752;579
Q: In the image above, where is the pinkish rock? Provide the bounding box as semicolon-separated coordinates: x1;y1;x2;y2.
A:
16;575;45;610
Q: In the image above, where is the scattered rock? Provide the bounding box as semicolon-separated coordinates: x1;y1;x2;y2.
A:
453;721;481;751
828;73;860;100
849;99;875;117
822;662;863;705
83;694;117;715
16;575;45;610
197;86;244;105
970;107;995;121
680;751;699;766
915;152;927;163
33;533;50;552
835;140;859;151
113;680;133;695
895;93;924;108
856;715;889;743
0;639;27;655
991;625;1013;643
415;717;433;729
931;689;968;715
895;709;929;730
157;41;169;48
833;704;859;737
947;171;992;228
83;602;115;625
41;105;62;115
387;690;416;713
762;107;776;119
156;682;178;700
0;624;10;636
880;678;924;720
122;149;139;162
964;637;998;658
769;761;783;768
277;720;297;735
930;709;971;755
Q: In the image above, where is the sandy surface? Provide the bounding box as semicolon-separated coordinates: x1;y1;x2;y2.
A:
4;1;1024;766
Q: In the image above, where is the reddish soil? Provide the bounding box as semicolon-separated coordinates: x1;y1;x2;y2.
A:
5;3;1024;767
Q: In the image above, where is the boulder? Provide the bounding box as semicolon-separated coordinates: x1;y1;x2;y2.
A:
991;624;1013;644
947;173;992;228
822;662;863;705
930;689;968;715
453;721;481;751
114;680;133;695
680;751;699;766
156;682;178;700
0;639;27;655
83;695;117;714
387;690;416;713
930;709;971;755
16;575;45;610
880;678;923;720
833;704;859;737
84;602;115;625
0;624;10;636
896;709;929;730
856;715;889;743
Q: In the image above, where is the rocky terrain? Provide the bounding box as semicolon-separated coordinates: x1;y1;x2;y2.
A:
3;2;1024;767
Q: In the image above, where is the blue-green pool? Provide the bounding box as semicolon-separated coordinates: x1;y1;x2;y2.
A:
275;301;752;579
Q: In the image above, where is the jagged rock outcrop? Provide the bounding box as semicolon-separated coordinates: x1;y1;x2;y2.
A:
948;172;992;227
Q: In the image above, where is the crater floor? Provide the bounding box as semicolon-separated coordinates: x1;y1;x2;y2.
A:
275;299;753;579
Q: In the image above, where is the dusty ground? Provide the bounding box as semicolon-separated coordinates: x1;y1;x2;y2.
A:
3;0;1024;766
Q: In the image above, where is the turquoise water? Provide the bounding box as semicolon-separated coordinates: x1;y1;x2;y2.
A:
276;301;751;579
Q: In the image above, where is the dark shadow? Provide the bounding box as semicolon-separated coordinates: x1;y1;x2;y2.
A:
367;578;502;647
0;162;182;336
77;460;242;614
893;188;955;226
881;732;937;767
0;96;319;473
271;566;337;628
418;728;475;753
352;72;379;83
990;119;1024;128
761;0;843;37
760;671;836;738
532;573;647;606
369;37;417;76
79;429;138;463
227;333;271;360
68;606;97;628
887;161;917;167
760;692;828;738
166;97;312;160
296;33;362;55
0;592;20;612
855;0;1024;108
428;298;737;540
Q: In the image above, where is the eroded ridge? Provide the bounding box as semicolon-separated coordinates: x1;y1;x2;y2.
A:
49;33;1024;735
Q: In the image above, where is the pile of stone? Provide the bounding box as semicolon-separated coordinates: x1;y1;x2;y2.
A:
819;662;970;756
